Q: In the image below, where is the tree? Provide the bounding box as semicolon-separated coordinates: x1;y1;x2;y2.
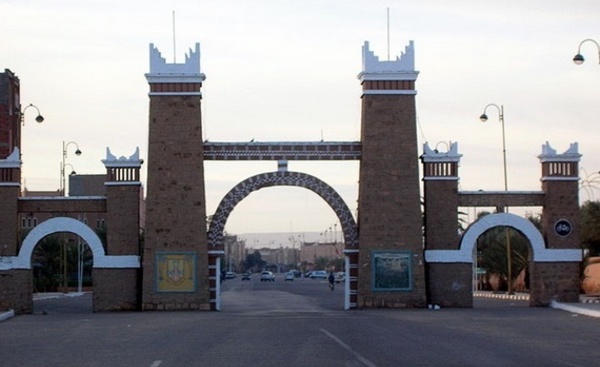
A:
32;235;62;292
476;211;531;291
580;201;600;256
243;251;265;272
314;256;330;270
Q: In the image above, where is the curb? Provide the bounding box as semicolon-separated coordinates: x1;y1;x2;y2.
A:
473;291;530;301
550;300;600;318
0;309;15;322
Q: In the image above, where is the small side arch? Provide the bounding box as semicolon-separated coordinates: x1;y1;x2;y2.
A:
207;171;358;248
425;213;581;263
4;217;139;270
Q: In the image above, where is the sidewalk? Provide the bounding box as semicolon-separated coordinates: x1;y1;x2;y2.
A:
0;292;87;322
474;290;600;318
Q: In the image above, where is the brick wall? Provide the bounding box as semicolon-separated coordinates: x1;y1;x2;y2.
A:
0;270;33;314
142;93;211;310
531;262;580;305
357;94;426;308
426;263;472;307
424;180;460;250
106;185;141;256
93;268;140;311
0;186;19;256
541;180;580;250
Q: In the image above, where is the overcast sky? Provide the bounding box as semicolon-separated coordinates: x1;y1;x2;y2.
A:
2;0;600;243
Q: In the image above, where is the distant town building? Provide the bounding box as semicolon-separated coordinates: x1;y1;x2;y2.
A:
300;241;343;264
223;235;246;272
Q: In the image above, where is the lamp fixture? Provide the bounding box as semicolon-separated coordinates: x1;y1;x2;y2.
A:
573;38;600;65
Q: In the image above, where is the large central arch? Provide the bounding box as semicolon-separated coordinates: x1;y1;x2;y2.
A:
207;170;358;249
206;170;358;310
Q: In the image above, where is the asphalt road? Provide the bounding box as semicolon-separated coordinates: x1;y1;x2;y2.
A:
2;275;599;367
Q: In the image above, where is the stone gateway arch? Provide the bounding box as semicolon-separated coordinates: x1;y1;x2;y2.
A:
207;171;358;249
0;39;583;313
206;170;359;310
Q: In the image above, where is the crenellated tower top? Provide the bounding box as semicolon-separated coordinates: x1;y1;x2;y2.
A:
421;142;462;180
538;141;581;181
357;40;419;95
145;43;206;95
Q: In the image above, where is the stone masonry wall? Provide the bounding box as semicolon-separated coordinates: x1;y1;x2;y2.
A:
93;268;139;311
541;180;580;250
0;186;19;256
0;269;32;314
426;263;473;308
357;94;426;308
424;179;460;250
106;185;140;256
530;262;580;305
142;94;210;310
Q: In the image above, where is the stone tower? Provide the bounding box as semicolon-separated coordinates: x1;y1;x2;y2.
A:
142;43;211;310
536;142;581;304
356;41;426;308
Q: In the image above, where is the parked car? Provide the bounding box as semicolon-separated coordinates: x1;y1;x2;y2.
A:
335;272;345;284
284;272;295;281
309;270;328;279
241;272;251;281
225;271;236;279
260;271;275;282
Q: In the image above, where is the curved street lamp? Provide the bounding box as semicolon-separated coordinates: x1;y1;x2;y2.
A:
20;103;44;125
573;38;600;65
61;141;82;196
479;103;513;294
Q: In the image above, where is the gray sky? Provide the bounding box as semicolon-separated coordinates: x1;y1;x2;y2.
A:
3;0;600;239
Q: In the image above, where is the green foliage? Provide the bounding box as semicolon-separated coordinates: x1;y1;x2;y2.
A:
243;251;266;272
580;201;600;256
32;235;93;292
475;211;533;291
32;236;62;292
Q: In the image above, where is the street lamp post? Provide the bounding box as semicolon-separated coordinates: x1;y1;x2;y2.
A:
479;103;513;295
20;103;44;125
61;141;82;196
573;38;600;65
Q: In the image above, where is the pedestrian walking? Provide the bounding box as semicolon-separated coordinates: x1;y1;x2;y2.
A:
328;272;335;291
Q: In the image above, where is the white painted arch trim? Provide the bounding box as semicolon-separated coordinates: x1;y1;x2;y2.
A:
425;213;582;263
0;217;139;270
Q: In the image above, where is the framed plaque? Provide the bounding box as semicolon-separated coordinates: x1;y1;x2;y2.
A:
156;252;196;292
372;251;412;291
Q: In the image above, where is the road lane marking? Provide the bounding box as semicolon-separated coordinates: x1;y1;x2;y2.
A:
320;328;377;367
150;361;162;367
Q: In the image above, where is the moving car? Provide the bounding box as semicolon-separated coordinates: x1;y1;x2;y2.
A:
335;272;345;284
284;272;295;281
241;272;251;281
260;271;275;282
225;271;236;279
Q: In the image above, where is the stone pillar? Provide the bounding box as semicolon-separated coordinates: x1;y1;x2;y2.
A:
0;148;32;313
356;41;426;308
142;43;211;310
0;148;21;256
421;142;470;307
94;148;143;311
535;142;581;303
